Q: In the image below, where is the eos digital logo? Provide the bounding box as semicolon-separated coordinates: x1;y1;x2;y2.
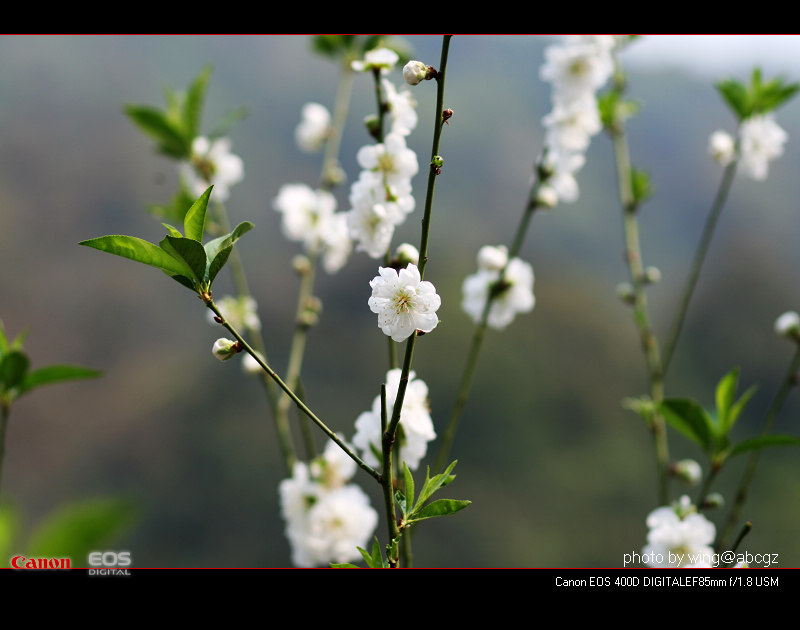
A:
87;551;132;576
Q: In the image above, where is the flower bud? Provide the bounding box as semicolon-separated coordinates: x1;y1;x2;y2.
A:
394;243;419;266
702;492;725;510
536;185;558;209
213;338;239;361
403;60;429;86
477;245;508;272
774;311;800;340
615;282;635;305
672;459;702;486
292;254;312;276
709;130;736;166
431;155;444;168
364;114;380;139
644;266;662;284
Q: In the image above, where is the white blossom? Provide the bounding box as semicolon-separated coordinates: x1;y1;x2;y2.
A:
295;102;331;153
540;36;615;100
382;79;418;136
310;439;357;490
212;338;238;361
775;311;800;338
181;136;244;202
738;114;788;181
357;133;419;187
403;60;428;86
708;130;736;166
642;497;716;568
368;264;441;342
462;254;535;330
352;369;436;470
351;48;399;74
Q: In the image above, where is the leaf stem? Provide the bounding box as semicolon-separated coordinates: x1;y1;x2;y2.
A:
662;159;738;374
717;342;800;550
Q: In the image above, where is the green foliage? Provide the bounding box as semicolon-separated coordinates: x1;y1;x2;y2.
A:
124;66;212;160
716;68;799;121
630;168;652;204
0;322;100;408
660;368;799;466
79;187;253;295
27;498;136;560
395;461;470;529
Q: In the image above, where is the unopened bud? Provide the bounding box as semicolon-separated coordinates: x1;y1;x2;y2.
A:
644;266;662;284
477;245;508;272
293;255;312;276
702;492;725;510
616;282;635;305
364;114;380;139
431;155;444;169
672;459;702;486
298;310;319;329
709;130;736;167
775;311;800;340
442;109;453;125
403;60;429;86
304;296;323;315
213;338;239;361
395;243;419;266
536;185;558;209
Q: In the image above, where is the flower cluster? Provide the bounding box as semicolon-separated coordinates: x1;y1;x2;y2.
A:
181;136;244;202
538;36;616;206
642;496;716;568
352;369;436;471
708;114;788;181
346;50;420;259
273;183;351;274
279;440;378;567
462;245;535;330
369;263;441;342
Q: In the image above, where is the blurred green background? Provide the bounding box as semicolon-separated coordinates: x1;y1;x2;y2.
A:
1;35;799;567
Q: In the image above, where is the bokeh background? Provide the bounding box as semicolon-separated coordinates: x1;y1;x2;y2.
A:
1;35;799;567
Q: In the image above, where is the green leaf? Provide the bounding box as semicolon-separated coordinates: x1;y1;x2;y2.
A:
716;78;749;120
19;365;101;396
0;351;29;391
414;460;458;513
79;234;195;279
0;321;8;355
394;490;407;516
726;384;758;435
183;186;213;242
660;399;713;453
0;504;20;566
160;236;207;286
403;461;415;516
204;221;254;285
162;223;183;238
149;186;197;225
631;168;652;204
27;498;136;560
124;105;189;159
356;538;384;568
715;368;739;431
411;499;471;522
729;435;800;459
183;66;211;143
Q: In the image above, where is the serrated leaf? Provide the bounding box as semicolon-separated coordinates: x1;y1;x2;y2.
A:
369;537;382;567
729;435;800;459
660;399;713;453
27;498;136;560
124;105;189;159
403;462;415;515
183;186;213;243
160;236;207;286
412;499;471;522
716;79;749;120
19;365;101;397
0;351;29;391
715;368;740;431
79;235;195;279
